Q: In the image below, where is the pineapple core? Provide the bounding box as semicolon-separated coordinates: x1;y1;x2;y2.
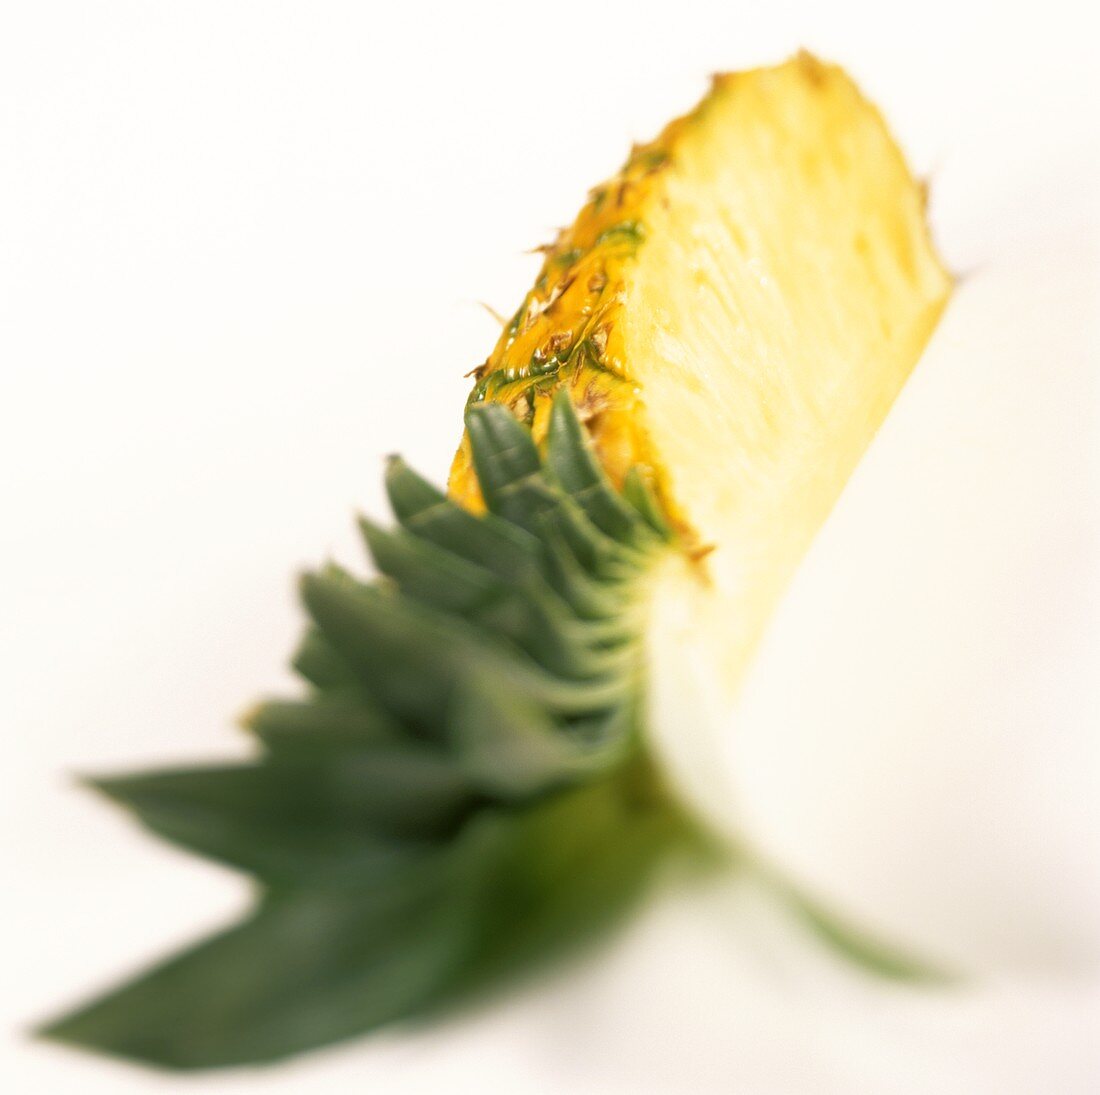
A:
452;53;950;718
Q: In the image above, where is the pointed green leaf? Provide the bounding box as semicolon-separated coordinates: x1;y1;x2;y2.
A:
384;456;541;584
300;574;461;730
39;870;482;1069
464;403;542;512
291;629;359;691
359;516;501;613
545;392;642;543
243;695;405;754
88;753;476;882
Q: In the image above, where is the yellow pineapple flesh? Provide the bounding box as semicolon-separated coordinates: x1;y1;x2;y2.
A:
450;53;950;717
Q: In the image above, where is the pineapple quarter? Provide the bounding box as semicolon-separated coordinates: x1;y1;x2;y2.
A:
451;53;950;700
42;56;954;1069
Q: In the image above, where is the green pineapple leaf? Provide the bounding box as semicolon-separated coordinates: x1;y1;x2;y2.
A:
39;853;485;1069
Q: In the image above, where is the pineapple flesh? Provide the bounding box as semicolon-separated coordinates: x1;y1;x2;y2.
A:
453;52;949;701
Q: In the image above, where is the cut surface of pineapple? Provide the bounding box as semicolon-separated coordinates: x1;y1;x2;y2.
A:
452;54;950;816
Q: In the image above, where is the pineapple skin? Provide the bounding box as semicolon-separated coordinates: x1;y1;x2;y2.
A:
447;74;698;517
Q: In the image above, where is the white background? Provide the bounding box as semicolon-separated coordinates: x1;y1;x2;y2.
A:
1;1;1097;1091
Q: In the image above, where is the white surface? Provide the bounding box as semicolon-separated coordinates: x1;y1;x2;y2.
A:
1;2;1097;1092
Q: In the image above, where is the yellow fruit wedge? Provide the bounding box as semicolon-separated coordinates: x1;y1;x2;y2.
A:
451;52;949;713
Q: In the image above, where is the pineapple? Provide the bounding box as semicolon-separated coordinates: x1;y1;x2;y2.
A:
41;54;951;1070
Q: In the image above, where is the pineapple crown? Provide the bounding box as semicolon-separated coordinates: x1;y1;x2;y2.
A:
39;394;693;1069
